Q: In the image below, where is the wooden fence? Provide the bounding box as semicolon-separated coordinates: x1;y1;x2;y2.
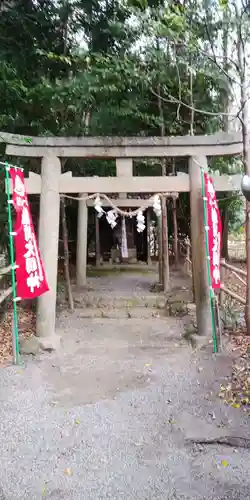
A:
0;258;12;307
179;237;192;275
181;238;246;307
179;234;246;271
228;236;246;261
219;259;246;306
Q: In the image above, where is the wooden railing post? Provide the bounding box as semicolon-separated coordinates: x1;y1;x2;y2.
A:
220;258;225;306
0;263;13;305
185;237;191;275
95;213;101;266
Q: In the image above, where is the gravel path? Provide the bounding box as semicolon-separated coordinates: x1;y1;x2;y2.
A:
0;290;250;498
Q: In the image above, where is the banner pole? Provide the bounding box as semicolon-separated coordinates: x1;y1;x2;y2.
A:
5;163;19;364
201;168;218;353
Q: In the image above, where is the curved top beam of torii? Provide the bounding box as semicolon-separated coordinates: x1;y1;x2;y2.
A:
0;130;244;158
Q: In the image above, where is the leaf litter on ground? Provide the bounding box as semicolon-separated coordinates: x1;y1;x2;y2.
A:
218;261;250;413
0;302;35;366
219;333;250;412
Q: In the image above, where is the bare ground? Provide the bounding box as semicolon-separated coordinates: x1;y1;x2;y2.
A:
0;272;249;499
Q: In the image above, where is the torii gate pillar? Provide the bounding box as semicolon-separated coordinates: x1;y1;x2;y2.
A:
76;193;88;287
36;155;61;349
189;155;213;338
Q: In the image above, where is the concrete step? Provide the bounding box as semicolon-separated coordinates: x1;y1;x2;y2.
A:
73;294;166;309
74;307;168;319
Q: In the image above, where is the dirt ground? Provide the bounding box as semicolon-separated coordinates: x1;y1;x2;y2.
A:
0;272;250;499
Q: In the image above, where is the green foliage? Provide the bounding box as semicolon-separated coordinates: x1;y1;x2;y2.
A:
0;0;247;241
0;0;229;139
0;169;9;253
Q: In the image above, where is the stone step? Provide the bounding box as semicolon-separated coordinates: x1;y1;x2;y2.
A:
73;294;166;309
74;307;168;319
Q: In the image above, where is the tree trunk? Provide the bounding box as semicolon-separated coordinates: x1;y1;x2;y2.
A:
170;158;179;267
172;196;179;266
146;209;152;265
161;196;169;291
220;7;230;263
95;214;101;266
60;197;74;312
221;204;229;261
158;214;163;286
156;69;169;290
236;2;250;334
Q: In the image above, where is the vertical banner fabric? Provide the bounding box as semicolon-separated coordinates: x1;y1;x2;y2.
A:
203;172;222;290
9;168;49;300
121;216;128;259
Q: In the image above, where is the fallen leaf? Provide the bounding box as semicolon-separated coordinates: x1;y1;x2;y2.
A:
144;363;152;367
64;468;72;476
42;486;46;497
232;403;240;408
168;418;175;424
241;397;249;404
221;459;229;467
75;419;80;425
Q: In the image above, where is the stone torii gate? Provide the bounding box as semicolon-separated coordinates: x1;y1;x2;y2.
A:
1;131;244;350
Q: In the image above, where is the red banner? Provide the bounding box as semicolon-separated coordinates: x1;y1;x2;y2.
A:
204;172;222;290
9;168;49;300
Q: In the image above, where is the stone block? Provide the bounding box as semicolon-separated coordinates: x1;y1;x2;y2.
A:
38;335;61;352
19;336;41;356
